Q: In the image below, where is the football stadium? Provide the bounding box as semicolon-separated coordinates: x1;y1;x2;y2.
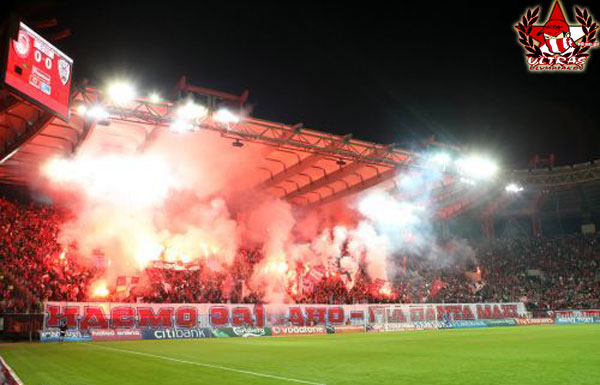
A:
0;2;599;385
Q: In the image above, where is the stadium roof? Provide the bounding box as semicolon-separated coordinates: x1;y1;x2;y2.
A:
1;81;600;224
0;82;416;207
0;92;91;186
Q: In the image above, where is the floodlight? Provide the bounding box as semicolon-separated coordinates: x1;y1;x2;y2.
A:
107;81;136;104
149;93;161;104
177;100;208;121
455;155;498;180
214;108;240;124
87;105;109;120
76;104;87;115
170;119;195;133
431;152;451;166
460;177;476;186
505;183;524;193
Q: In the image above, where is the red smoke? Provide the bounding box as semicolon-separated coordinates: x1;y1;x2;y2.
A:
37;123;395;303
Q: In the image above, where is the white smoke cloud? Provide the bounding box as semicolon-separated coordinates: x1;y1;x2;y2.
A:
38;119;472;303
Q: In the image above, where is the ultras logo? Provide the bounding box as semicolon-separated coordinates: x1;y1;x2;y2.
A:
515;0;598;71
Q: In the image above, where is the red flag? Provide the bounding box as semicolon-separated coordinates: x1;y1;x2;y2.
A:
465;267;482;282
402;255;407;274
430;278;447;297
307;267;325;284
116;276;126;286
303;266;325;291
370;278;387;296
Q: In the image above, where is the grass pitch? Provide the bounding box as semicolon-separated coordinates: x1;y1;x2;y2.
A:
1;325;599;385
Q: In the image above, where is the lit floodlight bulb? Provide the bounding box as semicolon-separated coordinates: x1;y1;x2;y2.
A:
431;152;451;166
87;105;109;120
460;177;476;186
107;81;136;104
170;119;194;133
149;92;161;104
214;108;240;124
456;155;498;180
177;100;208;121
505;183;524;193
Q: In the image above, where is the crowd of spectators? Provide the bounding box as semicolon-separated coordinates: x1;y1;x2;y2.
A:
473;234;599;310
371;234;599;310
0;197;598;313
137;268;228;303
0;198;96;313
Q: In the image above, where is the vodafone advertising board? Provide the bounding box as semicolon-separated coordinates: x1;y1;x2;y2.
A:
516;318;554;326
271;326;327;336
2;21;73;119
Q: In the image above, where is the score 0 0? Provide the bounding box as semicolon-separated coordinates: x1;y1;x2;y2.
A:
33;50;53;70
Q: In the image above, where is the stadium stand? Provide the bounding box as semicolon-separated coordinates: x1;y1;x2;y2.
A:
1;197;597;313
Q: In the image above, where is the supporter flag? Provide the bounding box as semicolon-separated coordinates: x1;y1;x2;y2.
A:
370;278;387;296
116;276;126;287
303;266;325;291
116;276;140;292
402;255;407;274
93;250;107;268
222;275;232;299
465;267;484;293
339;273;349;288
374;278;386;290
429;278;447;297
470;281;485;293
340;272;354;289
464;267;482;282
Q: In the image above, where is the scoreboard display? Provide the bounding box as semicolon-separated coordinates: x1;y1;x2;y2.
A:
2;21;73;120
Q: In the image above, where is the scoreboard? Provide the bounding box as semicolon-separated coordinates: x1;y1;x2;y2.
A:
2;21;74;120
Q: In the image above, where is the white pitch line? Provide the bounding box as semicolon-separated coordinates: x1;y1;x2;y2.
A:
86;343;326;385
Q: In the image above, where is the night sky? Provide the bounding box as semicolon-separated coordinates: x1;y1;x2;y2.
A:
3;0;599;167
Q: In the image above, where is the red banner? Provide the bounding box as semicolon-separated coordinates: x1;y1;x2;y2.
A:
43;301;526;330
